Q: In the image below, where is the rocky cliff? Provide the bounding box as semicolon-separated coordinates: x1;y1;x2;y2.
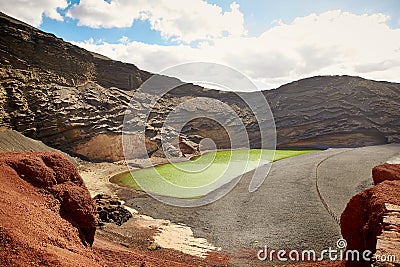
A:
0;12;399;161
264;76;400;148
341;163;400;267
0;12;153;161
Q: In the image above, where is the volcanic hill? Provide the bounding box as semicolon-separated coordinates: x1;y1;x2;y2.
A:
0;12;399;162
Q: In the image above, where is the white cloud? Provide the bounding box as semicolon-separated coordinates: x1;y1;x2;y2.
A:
145;1;245;42
74;10;400;90
119;36;130;44
0;0;68;27
66;0;245;43
66;0;147;28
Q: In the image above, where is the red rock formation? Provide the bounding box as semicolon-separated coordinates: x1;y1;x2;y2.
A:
0;152;229;266
0;152;100;266
0;152;96;246
372;163;400;185
341;163;400;267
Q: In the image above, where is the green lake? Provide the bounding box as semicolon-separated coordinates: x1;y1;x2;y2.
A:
111;149;318;198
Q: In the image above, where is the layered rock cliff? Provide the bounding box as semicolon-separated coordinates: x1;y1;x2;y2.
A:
0;12;152;161
264;76;400;148
0;12;399;161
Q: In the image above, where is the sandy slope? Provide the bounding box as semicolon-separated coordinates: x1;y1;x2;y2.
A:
0;128;76;164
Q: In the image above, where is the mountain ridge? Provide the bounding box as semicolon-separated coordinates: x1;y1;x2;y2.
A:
0;12;399;161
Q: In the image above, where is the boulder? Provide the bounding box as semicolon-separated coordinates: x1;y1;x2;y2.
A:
372;163;400;185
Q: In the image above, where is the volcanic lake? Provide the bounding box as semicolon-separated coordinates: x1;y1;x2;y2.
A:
111;149;318;198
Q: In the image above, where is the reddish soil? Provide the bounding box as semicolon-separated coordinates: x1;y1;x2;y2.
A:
0;152;225;266
0;152;96;245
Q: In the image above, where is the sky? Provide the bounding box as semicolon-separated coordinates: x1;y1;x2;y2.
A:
1;0;400;90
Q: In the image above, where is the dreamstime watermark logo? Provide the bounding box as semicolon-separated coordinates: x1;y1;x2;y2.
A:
122;62;276;207
257;238;397;263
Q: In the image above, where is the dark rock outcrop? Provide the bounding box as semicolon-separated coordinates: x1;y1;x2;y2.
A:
341;164;400;267
94;194;132;226
0;152;96;246
0;12;399;161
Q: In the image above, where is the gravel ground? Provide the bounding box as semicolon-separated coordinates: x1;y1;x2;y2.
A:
121;144;400;265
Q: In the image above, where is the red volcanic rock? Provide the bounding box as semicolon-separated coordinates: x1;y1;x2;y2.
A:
0;152;230;266
0;152;96;246
0;152;101;266
51;182;96;246
341;179;400;267
372;163;400;185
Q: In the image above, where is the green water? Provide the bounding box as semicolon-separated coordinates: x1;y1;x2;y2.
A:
111;149;318;198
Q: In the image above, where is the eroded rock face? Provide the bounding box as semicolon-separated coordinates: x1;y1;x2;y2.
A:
341;164;400;267
264;76;400;148
375;203;400;267
0;152;96;246
51;182;97;245
1;12;399;162
73;133;160;162
0;12;152;161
